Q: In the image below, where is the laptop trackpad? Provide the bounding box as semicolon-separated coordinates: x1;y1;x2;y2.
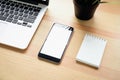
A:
0;22;30;49
0;22;8;38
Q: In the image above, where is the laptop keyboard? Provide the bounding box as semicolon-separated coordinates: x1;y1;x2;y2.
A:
0;0;41;28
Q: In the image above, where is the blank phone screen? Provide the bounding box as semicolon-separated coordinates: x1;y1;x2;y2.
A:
40;23;73;59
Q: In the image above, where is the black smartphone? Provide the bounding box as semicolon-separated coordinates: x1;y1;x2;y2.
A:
38;23;74;63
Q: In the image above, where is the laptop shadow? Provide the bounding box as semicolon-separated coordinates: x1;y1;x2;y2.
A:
0;44;26;53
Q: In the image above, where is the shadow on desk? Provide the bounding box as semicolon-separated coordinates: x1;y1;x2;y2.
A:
38;56;61;65
0;44;26;53
76;61;99;69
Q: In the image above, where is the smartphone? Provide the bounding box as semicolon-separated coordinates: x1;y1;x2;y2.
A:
38;23;74;63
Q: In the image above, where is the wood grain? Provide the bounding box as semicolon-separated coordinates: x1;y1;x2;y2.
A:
0;0;120;80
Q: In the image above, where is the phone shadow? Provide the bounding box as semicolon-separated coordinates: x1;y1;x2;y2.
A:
37;56;62;65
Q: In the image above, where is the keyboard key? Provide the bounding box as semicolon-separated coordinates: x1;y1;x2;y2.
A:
6;18;13;22
19;9;24;12
0;15;7;21
24;10;29;14
19;12;23;16
0;12;4;15
17;22;22;25
10;3;14;6
1;1;6;4
4;13;9;17
14;15;19;19
0;8;4;12
9;10;14;14
28;15;36;19
19;16;23;20
28;7;33;11
19;5;24;9
14;11;18;15
34;12;39;16
6;2;10;5
12;19;18;24
23;14;28;18
23;18;34;23
6;5;10;9
24;6;28;10
27;24;32;28
5;9;9;13
22;22;27;26
29;11;33;15
9;14;14;18
15;4;19;8
1;4;6;8
15;8;19;11
10;7;15;10
33;8;41;12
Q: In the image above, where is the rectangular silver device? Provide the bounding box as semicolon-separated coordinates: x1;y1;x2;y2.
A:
0;0;49;49
38;23;74;62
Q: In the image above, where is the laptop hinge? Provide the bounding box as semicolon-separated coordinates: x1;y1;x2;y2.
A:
40;0;49;5
17;0;38;5
17;0;49;5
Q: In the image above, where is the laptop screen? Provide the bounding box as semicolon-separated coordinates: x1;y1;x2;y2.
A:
17;0;49;5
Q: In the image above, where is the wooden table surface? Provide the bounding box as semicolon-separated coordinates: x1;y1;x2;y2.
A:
0;0;120;80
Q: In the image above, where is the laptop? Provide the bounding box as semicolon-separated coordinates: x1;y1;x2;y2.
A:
0;0;49;49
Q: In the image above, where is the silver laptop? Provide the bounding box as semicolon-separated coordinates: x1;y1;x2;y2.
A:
0;0;49;49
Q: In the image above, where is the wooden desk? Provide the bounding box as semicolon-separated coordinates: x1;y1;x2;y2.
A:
0;0;120;80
